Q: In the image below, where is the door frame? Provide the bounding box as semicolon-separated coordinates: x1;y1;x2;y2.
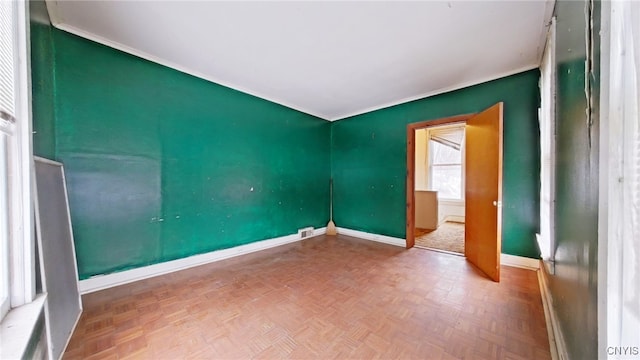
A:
406;113;475;248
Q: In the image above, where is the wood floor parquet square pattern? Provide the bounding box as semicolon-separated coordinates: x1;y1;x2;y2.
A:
64;235;550;359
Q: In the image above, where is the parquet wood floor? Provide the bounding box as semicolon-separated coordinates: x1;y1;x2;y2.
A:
64;235;550;359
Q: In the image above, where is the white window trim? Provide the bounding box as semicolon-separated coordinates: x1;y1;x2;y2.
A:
426;123;466;202
537;16;556;274
598;1;640;358
0;1;41;357
1;0;35;317
12;0;35;308
0;122;11;320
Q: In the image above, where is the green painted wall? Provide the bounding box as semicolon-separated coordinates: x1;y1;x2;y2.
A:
548;1;600;358
30;4;56;159
29;3;605;356
33;28;330;279
331;70;541;258
30;8;546;278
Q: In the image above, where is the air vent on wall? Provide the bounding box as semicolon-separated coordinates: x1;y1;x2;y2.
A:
298;227;314;239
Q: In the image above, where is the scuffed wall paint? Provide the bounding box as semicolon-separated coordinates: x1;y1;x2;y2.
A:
331;70;541;259
30;0;56;159
33;26;331;279
548;0;600;358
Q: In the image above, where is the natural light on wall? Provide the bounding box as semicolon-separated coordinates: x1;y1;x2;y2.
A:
428;125;465;200
0;0;35;324
0;0;17;321
604;1;640;356
538;17;556;274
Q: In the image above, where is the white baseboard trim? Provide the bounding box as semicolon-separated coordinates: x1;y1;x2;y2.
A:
336;227;406;247
500;253;540;270
442;215;465;224
337;228;540;271
78;227;326;294
538;262;568;360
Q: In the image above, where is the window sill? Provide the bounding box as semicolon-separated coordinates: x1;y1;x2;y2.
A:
0;294;47;359
438;199;465;206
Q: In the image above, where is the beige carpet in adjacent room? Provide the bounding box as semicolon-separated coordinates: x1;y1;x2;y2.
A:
415;221;465;254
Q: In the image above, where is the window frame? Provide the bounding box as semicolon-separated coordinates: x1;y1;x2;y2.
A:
0;0;35;322
0;120;12;320
598;1;640;356
426;124;466;202
538;16;557;274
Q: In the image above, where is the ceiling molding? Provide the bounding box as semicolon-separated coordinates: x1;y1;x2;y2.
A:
49;22;334;121
51;23;541;123
536;0;558;65
44;0;61;27
44;0;552;122
328;64;540;122
52;19;540;122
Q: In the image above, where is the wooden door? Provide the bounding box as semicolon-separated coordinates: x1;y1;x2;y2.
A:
465;103;503;282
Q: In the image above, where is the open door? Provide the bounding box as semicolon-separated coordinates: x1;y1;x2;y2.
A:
465;103;503;282
406;114;474;249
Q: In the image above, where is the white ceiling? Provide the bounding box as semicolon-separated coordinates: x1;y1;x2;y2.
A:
45;1;553;121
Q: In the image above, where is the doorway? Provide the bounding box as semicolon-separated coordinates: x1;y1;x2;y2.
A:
406;103;503;282
413;123;466;255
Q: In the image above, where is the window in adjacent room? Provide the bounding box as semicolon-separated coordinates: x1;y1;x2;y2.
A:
427;124;465;200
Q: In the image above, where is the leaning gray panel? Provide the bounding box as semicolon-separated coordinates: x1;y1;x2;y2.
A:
34;157;82;360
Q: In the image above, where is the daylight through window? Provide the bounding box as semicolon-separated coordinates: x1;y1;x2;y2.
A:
428;125;465;200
